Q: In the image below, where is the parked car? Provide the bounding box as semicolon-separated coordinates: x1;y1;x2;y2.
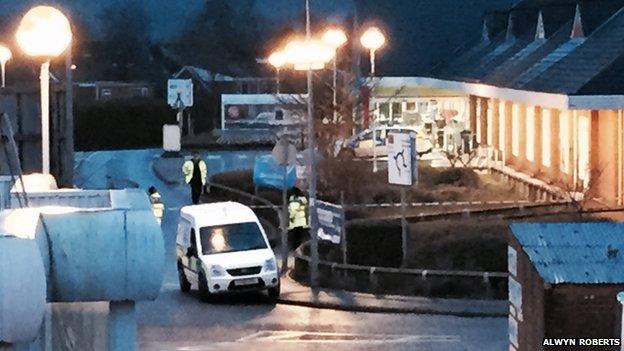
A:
337;126;433;159
176;202;280;302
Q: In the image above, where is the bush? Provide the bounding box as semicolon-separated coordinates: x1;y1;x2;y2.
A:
346;219;403;267
75;98;174;151
432;168;480;187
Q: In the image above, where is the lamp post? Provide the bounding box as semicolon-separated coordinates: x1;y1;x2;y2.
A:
322;28;347;123
360;26;386;172
278;0;335;287
268;51;286;94
16;6;72;175
0;46;12;88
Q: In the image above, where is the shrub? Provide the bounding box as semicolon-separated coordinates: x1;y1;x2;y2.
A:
346;219;403;267
432;168;480;187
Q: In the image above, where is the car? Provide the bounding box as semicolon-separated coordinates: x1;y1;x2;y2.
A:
338;125;433;159
176;202;280;302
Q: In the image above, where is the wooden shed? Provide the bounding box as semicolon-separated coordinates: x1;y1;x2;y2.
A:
508;222;624;351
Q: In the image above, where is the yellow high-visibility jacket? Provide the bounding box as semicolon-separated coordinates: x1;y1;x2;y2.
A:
182;159;207;185
289;195;308;229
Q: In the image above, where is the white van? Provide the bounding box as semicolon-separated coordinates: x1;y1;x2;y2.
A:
176;202;280;301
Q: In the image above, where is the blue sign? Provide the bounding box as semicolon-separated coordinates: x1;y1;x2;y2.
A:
315;201;345;244
253;155;297;190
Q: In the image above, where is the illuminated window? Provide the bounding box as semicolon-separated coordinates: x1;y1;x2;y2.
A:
559;111;570;173
499;102;506;151
542;109;551;167
577;114;590;186
487;101;493;145
512;104;520;156
476;100;482;141
526;106;535;161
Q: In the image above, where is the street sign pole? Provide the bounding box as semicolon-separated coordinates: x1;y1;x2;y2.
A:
400;186;408;267
340;191;347;264
281;136;289;275
272;134;297;275
387;131;417;268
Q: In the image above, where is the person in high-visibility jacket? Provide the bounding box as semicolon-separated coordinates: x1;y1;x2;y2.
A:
148;186;164;224
288;188;309;249
182;154;207;204
288;193;308;229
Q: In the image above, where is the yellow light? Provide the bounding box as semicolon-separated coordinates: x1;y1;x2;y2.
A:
211;229;226;251
0;45;12;64
360;26;386;51
283;38;335;71
268;51;286;69
322;28;347;49
16;6;73;58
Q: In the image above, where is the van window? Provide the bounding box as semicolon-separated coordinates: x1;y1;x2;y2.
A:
199;222;267;255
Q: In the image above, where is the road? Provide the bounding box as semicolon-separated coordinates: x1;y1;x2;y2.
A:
74;150;507;351
138;282;506;351
137;205;507;351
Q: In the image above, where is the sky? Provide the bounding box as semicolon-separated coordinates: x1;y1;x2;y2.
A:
0;0;355;40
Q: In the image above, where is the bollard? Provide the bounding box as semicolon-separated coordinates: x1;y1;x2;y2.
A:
483;272;492;299
108;301;136;351
0;176;12;210
369;267;378;291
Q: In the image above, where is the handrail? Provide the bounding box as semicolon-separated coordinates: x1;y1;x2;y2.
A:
294;241;508;279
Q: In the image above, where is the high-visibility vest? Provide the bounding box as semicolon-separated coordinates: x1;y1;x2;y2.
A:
182;159;207;185
288;195;308;229
149;192;165;222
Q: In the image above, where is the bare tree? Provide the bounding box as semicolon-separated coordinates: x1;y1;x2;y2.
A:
560;165;606;217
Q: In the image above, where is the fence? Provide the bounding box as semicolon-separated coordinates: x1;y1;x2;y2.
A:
293;242;508;299
0;84;72;187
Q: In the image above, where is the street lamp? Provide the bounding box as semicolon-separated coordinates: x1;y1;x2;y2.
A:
360;27;386;173
276;1;335;286
268;51;286;94
16;6;72;175
0;46;12;88
322;28;347;123
360;26;386;77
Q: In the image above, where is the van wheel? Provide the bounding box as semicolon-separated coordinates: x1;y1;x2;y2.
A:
177;262;191;293
198;272;213;302
267;282;280;301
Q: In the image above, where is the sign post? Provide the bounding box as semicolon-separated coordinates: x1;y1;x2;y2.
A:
387;131;417;267
272;135;297;274
166;79;193;153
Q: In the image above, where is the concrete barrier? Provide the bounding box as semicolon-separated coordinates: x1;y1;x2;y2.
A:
0;189;165;349
0;237;46;344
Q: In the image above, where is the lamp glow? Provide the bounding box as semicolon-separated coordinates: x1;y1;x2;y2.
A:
268;51;286;69
283;38;335;71
16;6;72;58
322;28;347;49
0;46;11;64
360;26;386;51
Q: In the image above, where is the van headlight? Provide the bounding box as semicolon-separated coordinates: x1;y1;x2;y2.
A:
209;265;226;277
263;258;277;272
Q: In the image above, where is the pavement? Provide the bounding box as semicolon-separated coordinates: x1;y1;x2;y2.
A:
278;272;508;317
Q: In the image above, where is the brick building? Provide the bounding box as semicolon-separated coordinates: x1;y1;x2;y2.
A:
370;0;624;205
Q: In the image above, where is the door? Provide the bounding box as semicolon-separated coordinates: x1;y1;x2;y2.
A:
183;228;201;284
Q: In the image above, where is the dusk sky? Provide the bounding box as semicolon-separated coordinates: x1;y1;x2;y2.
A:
0;0;355;40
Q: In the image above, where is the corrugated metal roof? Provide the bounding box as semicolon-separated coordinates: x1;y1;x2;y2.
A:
511;222;624;284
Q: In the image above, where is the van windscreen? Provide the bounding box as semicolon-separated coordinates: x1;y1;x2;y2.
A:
199;222;267;255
